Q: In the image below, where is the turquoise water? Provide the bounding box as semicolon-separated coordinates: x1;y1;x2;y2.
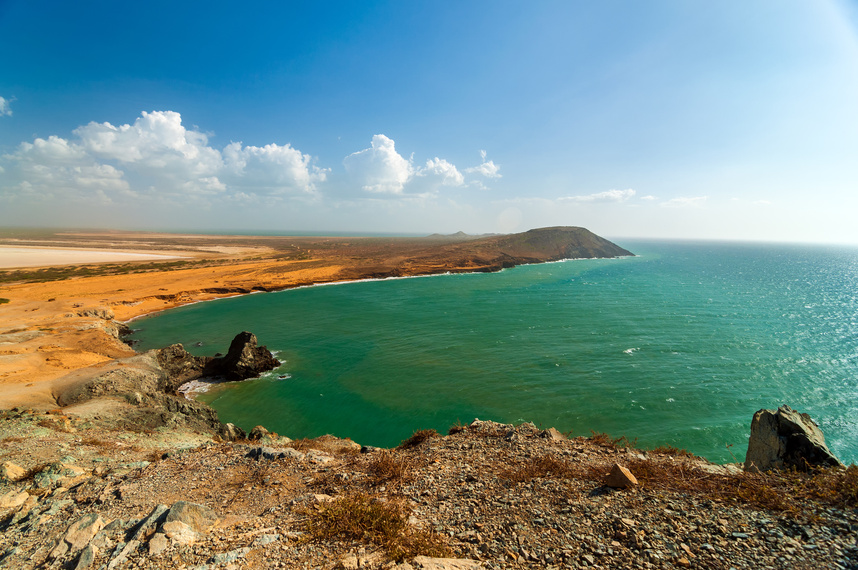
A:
128;240;858;464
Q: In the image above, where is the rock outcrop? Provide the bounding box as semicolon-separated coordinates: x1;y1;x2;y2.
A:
745;405;843;472
202;331;281;381
55;332;279;434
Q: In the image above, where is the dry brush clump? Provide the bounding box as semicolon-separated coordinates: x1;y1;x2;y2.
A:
500;454;579;483
364;450;412;487
625;457;858;518
397;429;440;450
588;430;638;450
300;492;451;561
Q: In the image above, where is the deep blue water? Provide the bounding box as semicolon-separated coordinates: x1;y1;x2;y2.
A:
129;240;858;464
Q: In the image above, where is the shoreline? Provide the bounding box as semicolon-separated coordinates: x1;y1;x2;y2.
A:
0;226;633;411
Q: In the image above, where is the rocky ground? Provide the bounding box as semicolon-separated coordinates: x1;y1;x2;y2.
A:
2;410;856;570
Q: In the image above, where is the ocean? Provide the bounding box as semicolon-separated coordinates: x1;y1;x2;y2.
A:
128;240;858;464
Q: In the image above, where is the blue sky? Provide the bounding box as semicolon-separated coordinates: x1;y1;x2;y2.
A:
1;1;857;243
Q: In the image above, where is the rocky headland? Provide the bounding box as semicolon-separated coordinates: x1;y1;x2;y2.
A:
1;228;856;569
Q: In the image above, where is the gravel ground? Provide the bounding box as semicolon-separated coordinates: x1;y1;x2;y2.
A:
1;411;856;569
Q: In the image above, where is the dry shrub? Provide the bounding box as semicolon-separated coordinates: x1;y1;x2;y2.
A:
649;444;696;458
624;458;858;517
80;437;123;451
365;450;411;486
398;429;439;450
501;455;576;483
302;492;451;561
589;431;637;449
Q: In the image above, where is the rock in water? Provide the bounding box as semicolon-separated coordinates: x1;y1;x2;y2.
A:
205;331;280;381
745;405;843;472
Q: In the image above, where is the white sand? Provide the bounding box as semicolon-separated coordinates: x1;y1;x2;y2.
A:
0;246;186;269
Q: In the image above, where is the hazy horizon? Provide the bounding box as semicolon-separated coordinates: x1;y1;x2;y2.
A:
2;1;857;245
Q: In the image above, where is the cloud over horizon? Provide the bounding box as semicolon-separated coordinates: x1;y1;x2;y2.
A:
1;110;328;206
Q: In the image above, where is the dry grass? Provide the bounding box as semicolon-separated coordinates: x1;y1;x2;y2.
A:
365;450;412;487
589;431;637;449
624;458;858;518
501;454;580;483
397;429;439;450
301;492;451;561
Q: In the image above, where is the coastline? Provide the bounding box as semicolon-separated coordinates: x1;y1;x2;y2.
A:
0;226;632;410
2;230;857;569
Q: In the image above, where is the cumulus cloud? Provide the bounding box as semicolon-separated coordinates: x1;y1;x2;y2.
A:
1;110;326;205
661;196;709;208
343;134;414;194
417;157;464;186
465;149;501;179
0;96;12;117
560;189;636;203
223;141;327;195
343;135;478;195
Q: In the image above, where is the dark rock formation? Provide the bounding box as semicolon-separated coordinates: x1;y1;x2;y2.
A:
745;405;843;472
203;331;281;381
156;331;280;389
55;332;279;435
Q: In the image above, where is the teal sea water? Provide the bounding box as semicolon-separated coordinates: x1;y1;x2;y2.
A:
128;240;858;464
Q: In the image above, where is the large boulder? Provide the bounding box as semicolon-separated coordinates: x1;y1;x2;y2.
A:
204;331;280;381
745;405;843;472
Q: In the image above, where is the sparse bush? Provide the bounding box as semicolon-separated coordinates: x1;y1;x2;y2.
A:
589;431;637;449
649;444;696;458
501;455;576;483
0;298;10;304
398;429;439;450
301;492;451;561
366;450;411;486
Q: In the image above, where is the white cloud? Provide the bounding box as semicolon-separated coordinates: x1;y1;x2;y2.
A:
417;157;464;186
465;149;501;179
1;110;325;206
640;195;657;201
223;142;327;195
661;196;709;208
343;134;414;194
560;188;636;203
0;96;12;117
1;136;131;203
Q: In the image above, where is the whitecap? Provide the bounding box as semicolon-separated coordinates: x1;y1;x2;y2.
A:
623;347;639;354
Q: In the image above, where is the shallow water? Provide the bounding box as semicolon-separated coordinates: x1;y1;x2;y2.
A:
129;240;858;464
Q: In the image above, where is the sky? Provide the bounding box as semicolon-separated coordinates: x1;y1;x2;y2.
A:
1;1;857;244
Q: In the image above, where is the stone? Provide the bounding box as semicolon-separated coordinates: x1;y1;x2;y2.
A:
148;532;169;555
604;464;638;488
0;489;29;509
219;422;247;441
539;427;567;441
129;504;169;541
50;513;106;559
74;544;98;570
249;425;270;441
161;521;198;545
163;501;219;533
0;461;26;482
745;405;843;472
412;556;483;569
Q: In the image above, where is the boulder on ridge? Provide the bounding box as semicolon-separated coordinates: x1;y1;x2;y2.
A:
745;405;843;472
